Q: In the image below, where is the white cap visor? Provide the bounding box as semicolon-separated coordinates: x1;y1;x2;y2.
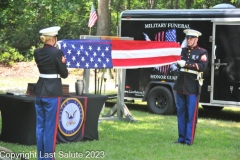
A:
183;29;202;37
39;26;61;36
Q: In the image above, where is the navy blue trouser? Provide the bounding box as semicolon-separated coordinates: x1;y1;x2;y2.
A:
35;97;61;160
176;93;198;145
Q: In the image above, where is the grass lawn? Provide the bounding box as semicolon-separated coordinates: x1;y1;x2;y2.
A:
0;102;240;160
0;77;240;159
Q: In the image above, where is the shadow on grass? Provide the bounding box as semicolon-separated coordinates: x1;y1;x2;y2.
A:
105;101;149;113
198;107;240;122
105;101;240;122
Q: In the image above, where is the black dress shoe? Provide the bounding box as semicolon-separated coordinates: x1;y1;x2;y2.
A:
173;141;184;144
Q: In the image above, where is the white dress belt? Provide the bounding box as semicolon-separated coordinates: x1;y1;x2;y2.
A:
39;74;60;78
180;68;199;75
180;68;204;86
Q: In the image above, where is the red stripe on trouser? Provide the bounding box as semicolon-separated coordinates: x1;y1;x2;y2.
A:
191;99;199;144
52;97;61;159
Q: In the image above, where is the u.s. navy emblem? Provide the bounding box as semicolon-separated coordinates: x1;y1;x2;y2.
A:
58;98;84;137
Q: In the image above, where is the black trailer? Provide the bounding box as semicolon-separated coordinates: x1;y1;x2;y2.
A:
120;4;240;114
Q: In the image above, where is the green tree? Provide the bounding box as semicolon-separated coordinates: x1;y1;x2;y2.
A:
0;0;239;63
0;0;92;57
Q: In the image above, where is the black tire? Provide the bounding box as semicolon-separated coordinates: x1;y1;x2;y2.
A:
147;86;175;115
202;105;224;111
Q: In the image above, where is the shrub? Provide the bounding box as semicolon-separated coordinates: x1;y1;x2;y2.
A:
0;42;24;66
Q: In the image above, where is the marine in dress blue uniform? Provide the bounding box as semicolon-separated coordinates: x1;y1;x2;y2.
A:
34;26;68;160
173;29;208;145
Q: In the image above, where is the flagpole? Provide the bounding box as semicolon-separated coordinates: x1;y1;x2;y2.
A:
88;2;97;93
89;27;91;35
88;2;97;36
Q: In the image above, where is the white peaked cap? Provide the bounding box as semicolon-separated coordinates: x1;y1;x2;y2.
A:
39;26;61;36
183;29;202;37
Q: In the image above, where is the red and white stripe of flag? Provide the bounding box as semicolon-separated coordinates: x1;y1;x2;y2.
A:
88;3;98;28
111;40;181;68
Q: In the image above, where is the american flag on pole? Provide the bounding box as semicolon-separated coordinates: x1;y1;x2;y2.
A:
88;3;98;28
58;40;181;69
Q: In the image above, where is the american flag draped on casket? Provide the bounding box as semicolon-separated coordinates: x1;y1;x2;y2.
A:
57;39;181;69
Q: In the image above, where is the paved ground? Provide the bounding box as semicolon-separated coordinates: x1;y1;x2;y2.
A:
0;62;117;94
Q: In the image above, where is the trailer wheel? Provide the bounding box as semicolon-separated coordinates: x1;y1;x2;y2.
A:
202;105;224;111
147;86;175;115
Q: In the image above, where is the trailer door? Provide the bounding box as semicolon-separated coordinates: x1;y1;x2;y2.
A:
211;22;240;105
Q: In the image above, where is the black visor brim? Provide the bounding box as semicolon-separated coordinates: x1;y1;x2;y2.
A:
186;35;197;38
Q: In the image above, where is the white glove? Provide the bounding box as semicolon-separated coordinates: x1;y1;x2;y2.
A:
177;60;186;67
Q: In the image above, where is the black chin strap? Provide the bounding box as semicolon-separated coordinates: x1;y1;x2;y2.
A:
53;36;58;47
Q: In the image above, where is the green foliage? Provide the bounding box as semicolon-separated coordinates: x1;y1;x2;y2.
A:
0;42;24;65
0;0;92;60
26;46;37;62
0;0;239;63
